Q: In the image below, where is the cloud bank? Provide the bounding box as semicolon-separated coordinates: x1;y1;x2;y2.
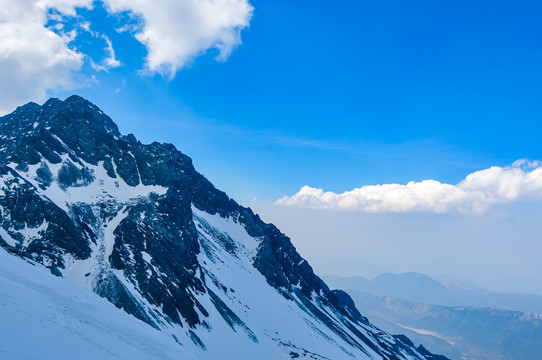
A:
274;160;542;214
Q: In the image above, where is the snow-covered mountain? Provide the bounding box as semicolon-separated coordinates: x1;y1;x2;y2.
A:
0;95;447;360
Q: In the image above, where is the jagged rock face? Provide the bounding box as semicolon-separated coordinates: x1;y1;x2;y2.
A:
0;164;92;269
0;96;207;328
0;96;447;360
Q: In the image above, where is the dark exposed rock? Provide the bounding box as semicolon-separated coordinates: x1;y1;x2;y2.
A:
331;289;370;325
57;160;94;189
415;344;452;360
35;162;53;189
94;272;158;327
0;165;92;268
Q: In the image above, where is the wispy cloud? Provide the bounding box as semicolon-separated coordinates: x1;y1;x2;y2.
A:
152;107;487;173
90;35;122;72
274;160;542;214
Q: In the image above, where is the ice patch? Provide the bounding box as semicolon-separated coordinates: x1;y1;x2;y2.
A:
0;227;17;247
7;156;168;213
20;221;48;249
193;206;260;258
142;251;152;264
104;208;128;259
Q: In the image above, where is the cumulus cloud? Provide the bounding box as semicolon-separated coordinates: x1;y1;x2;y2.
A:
0;0;92;114
103;0;253;78
274;160;542;214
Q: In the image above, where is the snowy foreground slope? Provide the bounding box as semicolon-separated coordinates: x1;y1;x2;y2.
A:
0;248;186;360
0;96;447;360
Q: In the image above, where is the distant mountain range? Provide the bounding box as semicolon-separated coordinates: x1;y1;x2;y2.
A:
0;96;446;360
324;273;542;360
324;273;542;314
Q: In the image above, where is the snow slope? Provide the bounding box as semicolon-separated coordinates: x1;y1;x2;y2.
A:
0;249;186;360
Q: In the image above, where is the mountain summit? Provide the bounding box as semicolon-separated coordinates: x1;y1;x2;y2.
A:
0;95;447;359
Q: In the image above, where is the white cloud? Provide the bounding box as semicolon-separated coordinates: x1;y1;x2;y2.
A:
0;0;252;114
103;0;253;78
79;21;91;32
90;35;122;72
274;160;542;214
77;21;121;72
36;0;92;15
0;0;92;114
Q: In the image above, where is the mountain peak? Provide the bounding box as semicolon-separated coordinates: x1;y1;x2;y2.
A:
44;94;120;135
0;95;128;171
64;94;89;103
2;95;120;137
42;97;63;107
16;100;40;111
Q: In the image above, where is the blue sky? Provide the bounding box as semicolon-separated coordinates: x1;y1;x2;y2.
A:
2;0;542;294
51;0;542;202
